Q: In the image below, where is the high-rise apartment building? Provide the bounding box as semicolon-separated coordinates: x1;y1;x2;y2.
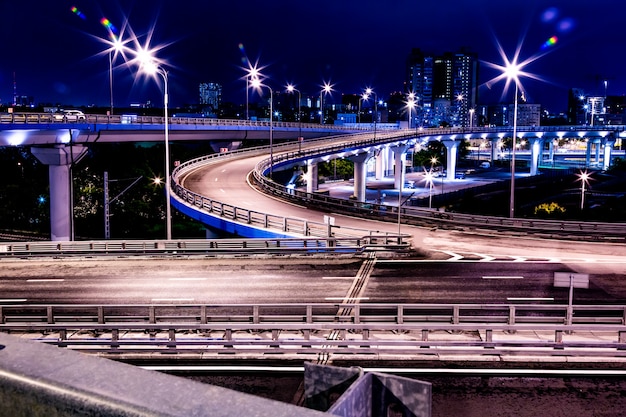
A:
199;83;222;115
405;48;478;127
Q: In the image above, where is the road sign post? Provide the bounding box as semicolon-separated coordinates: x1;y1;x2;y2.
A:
554;272;589;327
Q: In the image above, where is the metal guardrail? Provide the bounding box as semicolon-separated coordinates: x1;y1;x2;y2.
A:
248;137;626;242
0;111;374;131
0;236;405;257
2;303;626;357
171;130;425;241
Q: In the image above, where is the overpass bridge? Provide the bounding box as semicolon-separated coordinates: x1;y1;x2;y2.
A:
1;113;624;241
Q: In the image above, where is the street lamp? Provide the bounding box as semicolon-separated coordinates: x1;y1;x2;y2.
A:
577;170;591;210
286;84;302;150
365;87;378;135
252;78;274;178
320;82;332;124
245;65;260;121
358;93;369;124
424;169;434;209
108;37;124;116
503;60;522;219
139;58;172;240
469;108;475;129
406;93;416;129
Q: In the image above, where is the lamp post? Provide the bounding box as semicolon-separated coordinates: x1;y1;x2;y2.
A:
286;84;302;150
469;108;475;129
140;60;172;240
252;78;274;178
424;169;434;209
107;38;123;116
406;93;416;129
358;93;368;124
577;170;590;210
502;58;523;219
244;65;260;121
320;82;332;124
365;87;378;138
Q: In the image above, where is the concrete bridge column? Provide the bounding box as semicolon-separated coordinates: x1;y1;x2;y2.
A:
349;152;372;202
490;139;498;161
529;137;543;176
385;146;394;177
306;160;319;194
442;140;458;181
375;149;384;180
548;139;555;162
586;139;601;167
602;137;616;170
31;144;88;241
390;145;409;189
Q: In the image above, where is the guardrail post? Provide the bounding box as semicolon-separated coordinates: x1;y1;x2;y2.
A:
622;307;626;325
271;330;279;348
555;330;564;345
168;329;176;349
0;306;4;324
47;306;54;324
224;329;233;348
253;306;260;324
421;329;429;348
283;217;288;232
397;305;404;324
58;329;67;348
354;305;360;324
111;329;119;349
303;220;309;236
306;305;313;323
201;305;207;324
508;305;516;325
97;306;104;324
619;331;626;349
149;306;156;324
452;305;460;325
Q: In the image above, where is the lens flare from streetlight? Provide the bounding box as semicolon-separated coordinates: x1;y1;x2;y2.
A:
70;6;86;20
540;36;558;50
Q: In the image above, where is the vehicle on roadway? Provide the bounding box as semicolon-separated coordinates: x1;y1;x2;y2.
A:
53;110;86;122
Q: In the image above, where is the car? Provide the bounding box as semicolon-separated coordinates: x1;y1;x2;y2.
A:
53;110;86;122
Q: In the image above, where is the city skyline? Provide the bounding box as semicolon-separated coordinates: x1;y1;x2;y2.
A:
1;0;624;113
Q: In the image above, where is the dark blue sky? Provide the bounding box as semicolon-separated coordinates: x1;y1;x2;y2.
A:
1;0;623;113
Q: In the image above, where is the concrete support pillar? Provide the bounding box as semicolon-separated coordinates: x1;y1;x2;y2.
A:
529;138;543;176
391;145;409;189
306;160;319;194
490;139;498;161
349;152;371;202
602;138;615;170
375;149;384;180
385;146;394;177
586;139;601;167
548;140;555;162
442;140;458;181
31;144;88;241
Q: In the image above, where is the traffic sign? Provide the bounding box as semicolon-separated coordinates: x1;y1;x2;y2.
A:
554;272;589;289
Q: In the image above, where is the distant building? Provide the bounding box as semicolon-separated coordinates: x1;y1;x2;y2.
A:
405;48;478;127
199;83;222;115
568;88;626;126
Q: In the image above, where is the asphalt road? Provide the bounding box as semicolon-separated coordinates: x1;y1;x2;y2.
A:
1;255;625;305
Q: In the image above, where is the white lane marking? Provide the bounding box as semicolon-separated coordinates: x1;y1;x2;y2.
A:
440;251;463;261
482;276;524;280
324;297;370;301
0;299;27;303
168;278;207;281
475;253;496;262
507;297;554;301
27;279;65;282
151;298;195;302
322;276;356;280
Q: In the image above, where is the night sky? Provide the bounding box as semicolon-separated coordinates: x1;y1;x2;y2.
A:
1;0;624;113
